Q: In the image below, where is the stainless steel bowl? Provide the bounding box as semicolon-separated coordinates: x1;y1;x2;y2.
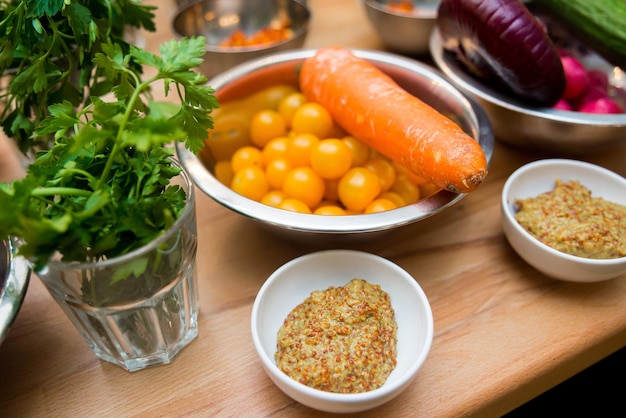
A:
430;28;626;155
361;0;441;56
172;0;310;80
0;238;30;345
176;48;494;244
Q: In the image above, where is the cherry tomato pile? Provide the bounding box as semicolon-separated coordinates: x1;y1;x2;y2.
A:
201;85;440;215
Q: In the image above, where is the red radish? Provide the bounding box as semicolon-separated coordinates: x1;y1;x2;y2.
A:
552;98;572;111
586;69;609;92
573;85;608;109
560;55;588;100
578;97;624;114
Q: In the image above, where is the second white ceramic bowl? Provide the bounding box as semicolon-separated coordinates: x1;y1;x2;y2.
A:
501;159;626;282
250;249;434;413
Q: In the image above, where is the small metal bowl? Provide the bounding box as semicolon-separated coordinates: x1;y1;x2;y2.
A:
430;28;626;155
0;238;31;345
176;48;494;244
172;0;311;80
361;0;441;56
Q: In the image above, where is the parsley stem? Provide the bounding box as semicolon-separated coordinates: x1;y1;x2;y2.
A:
96;71;157;189
32;187;92;198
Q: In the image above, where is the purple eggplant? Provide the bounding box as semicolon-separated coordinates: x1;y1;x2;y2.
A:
437;0;565;106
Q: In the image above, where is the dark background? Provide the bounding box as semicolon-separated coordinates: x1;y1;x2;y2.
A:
505;346;625;416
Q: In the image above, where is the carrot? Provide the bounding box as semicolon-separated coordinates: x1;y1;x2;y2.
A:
298;46;488;193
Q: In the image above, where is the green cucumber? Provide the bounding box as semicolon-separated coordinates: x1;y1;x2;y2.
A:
533;0;626;68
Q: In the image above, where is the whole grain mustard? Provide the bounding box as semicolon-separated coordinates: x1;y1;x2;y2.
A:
275;278;398;393
514;179;626;259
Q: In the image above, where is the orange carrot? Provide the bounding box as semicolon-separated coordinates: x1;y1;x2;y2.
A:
298;46;488;193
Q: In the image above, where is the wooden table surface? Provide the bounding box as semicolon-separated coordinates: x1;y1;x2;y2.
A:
1;1;625;416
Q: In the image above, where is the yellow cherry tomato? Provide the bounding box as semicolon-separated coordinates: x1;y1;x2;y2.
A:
364;198;398;214
286;133;320;167
230;166;268;202
420;183;441;198
379;191;407;208
250;109;287;148
392;161;430;185
390;174;421;205
342;136;370;167
291;102;334;138
338;167;381;212
282;166;325;209
279;198;312;214
278;92;307;128
244;84;298;111
220;85;298;116
230;145;263;174
261;136;290;165
261;190;286;207
363;158;396;192
214;160;234;186
204;112;252;162
310;138;352;180
314;205;347;215
265;157;292;190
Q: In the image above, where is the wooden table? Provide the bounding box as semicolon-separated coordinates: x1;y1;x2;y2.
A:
1;1;625;416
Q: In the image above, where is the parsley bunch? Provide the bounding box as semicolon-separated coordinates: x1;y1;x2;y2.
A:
0;36;218;272
0;0;157;154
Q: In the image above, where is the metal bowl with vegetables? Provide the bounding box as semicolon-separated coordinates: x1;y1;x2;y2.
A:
176;48;494;244
430;0;626;155
172;0;311;80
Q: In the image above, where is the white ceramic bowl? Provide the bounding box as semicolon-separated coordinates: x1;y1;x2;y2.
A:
250;249;434;413
501;159;626;282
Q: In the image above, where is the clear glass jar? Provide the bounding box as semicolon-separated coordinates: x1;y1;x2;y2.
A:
36;160;199;372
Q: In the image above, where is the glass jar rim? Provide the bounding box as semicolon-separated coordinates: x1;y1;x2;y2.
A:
42;157;195;270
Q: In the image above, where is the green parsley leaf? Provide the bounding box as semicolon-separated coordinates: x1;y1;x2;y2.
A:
0;0;157;154
0;35;217;271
